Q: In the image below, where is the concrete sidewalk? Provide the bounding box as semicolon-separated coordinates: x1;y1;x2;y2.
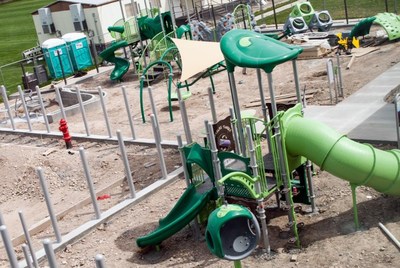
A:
303;62;400;144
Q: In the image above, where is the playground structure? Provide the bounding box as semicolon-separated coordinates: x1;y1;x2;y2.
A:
3;4;400;266
135;29;400;263
283;1;333;35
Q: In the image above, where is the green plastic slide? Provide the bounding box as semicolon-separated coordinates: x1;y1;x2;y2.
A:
99;40;130;81
282;104;400;196
136;184;217;248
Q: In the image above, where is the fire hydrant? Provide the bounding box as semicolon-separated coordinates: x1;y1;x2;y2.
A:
59;119;72;149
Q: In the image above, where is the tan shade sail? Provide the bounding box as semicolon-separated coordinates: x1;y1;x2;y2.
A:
171;38;225;82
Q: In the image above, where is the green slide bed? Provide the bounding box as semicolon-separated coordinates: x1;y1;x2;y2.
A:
136;184;216;248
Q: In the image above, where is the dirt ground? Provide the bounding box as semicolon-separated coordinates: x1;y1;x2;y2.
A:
1;28;400;267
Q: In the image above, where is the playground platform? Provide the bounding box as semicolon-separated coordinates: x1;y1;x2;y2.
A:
304;62;400;144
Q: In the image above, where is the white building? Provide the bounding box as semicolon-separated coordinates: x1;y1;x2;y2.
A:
31;0;212;49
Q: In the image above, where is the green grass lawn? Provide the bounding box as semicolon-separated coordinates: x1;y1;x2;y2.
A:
0;0;52;96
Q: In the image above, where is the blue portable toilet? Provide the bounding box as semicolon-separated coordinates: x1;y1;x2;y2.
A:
62;32;93;71
42;38;74;79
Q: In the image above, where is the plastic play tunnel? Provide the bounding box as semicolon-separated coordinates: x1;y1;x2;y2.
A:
282;104;400;196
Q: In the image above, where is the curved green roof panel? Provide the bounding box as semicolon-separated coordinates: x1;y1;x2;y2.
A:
220;29;303;73
374;12;400;41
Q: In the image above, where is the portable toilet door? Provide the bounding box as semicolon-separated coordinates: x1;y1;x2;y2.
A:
62;32;93;71
41;38;74;79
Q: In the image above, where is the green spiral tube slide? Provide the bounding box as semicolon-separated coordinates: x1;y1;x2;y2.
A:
282;104;400;196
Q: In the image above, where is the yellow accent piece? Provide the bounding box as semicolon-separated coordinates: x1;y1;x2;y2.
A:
239;37;252;47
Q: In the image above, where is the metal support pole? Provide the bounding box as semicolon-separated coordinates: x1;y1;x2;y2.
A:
121;86;136;140
0;211;4;225
148;87;161;142
177;135;191;186
18;85;32;131
0;225;19;268
379;222;400;249
36;86;51;133
0;85;15;130
18;211;39;268
351;183;360;230
150;114;168;179
22;244;34;268
292;60;301;103
97;86;112;138
95;254;106;268
336;53;344;97
246;126;270;254
76;87;90;136
43;239;58;268
305;160;317;213
207;122;222;181
271;0;278;29
343;0;349;25
37;167;62;243
204;119;210;147
79;147;102;219
56;50;67;85
228;72;246;156
208;86;217;123
229;107;240;154
177;85;192;144
55;87;67;120
256;69;268;122
266;73;278;117
116;130;136;198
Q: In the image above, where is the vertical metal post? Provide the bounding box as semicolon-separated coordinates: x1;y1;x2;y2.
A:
22;244;34;268
336;53;344;97
0;225;19;268
246;126;270;254
150;114;168;179
207;122;222;181
350;183;360;230
229;108;240;154
37;167;62;243
0;85;15;129
56;50;67;85
116;130;136;198
79;148;102;219
177;85;192;144
177;135;191;186
256;69;268;122
326;59;335;104
17;85;32;131
18;211;39;268
97;87;112;138
95;254;106;268
292;60;301;103
395;94;400;149
208;87;217;123
266;73;278;117
343;0;349;25
121;86;136;140
305;160;317;213
35;86;51;133
55;87;67;120
76;87;90;136
271;0;278;29
43;239;58;268
148;87;161;141
0;211;4;225
228;72;246;156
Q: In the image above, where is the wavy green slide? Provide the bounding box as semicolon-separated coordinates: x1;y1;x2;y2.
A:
136;184;216;248
99;40;130;81
282;104;400;196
